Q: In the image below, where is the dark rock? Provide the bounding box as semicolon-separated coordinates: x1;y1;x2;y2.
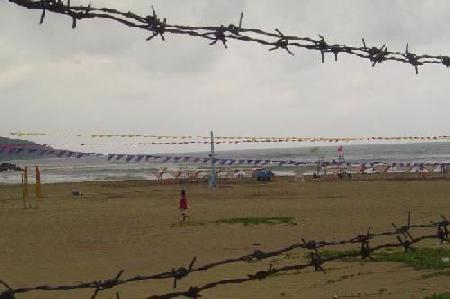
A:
0;163;23;172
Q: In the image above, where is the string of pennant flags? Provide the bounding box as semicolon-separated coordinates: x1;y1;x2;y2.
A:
0;144;311;166
2;139;450;147
1;144;449;168
7;132;450;144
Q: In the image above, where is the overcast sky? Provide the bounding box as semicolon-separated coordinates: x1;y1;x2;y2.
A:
1;0;449;154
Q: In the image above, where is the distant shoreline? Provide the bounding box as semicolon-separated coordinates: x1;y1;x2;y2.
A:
2;172;450;187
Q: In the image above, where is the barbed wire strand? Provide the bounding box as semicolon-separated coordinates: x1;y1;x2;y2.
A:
1;213;449;298
7;0;450;74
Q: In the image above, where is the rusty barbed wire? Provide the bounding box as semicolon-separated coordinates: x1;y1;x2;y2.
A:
1;212;449;298
7;0;450;74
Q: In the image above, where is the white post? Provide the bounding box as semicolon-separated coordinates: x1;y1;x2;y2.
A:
209;131;217;187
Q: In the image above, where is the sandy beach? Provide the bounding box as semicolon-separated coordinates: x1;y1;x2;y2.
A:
3;0;450;298
0;178;449;298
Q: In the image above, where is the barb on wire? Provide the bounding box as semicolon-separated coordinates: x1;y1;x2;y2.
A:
432;215;450;244
404;43;422;74
442;56;450;68
208;25;228;48
171;257;196;289
269;29;294;55
227;12;243;35
7;0;450;73
317;34;328;63
91;270;124;299
310;251;325;273
355;227;374;261
145;6;166;41
392;211;413;239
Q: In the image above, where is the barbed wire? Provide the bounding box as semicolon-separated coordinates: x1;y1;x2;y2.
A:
7;0;450;74
1;212;449;298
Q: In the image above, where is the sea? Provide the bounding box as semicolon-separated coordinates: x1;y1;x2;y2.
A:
1;142;449;184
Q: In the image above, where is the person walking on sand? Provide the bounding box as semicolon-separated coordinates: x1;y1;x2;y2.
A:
179;190;189;223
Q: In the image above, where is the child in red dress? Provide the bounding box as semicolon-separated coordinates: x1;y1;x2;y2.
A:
179;190;189;223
